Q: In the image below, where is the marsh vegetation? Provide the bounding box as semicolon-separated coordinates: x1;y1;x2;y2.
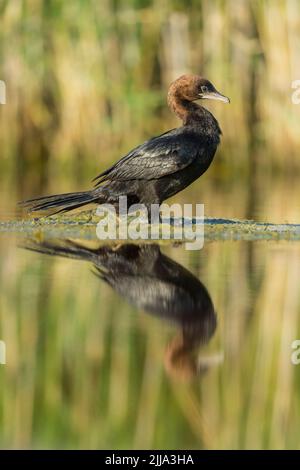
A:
0;0;300;450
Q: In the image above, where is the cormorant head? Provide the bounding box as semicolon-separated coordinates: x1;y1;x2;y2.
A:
170;74;230;104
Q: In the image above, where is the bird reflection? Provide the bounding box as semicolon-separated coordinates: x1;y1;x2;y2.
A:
23;240;221;380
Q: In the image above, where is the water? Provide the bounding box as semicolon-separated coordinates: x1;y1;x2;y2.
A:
0;232;300;449
1;0;300;451
1;176;300;449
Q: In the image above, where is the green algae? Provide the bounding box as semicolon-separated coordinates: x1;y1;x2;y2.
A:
1;210;300;243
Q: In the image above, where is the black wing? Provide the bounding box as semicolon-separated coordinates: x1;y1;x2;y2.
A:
93;129;204;184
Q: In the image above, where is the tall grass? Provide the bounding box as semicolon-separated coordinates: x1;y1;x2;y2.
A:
1;0;300;450
1;235;300;449
0;0;300;202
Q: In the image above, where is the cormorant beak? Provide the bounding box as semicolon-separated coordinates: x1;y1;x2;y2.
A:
200;91;230;103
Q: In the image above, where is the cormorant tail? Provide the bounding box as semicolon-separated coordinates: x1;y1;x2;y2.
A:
20;190;99;215
22;239;97;262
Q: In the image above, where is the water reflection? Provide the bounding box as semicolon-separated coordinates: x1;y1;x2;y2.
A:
23;240;219;380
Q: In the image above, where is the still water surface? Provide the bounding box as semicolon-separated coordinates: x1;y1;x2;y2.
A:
0;178;300;449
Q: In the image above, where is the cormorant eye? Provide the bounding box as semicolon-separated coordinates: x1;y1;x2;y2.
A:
201;85;209;94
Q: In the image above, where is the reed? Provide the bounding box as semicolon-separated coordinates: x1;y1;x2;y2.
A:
1;235;300;449
0;0;300;200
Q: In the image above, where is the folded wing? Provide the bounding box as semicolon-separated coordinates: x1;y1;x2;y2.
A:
93;129;204;185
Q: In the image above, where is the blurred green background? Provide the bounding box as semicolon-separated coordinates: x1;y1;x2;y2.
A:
0;0;300;204
1;0;300;450
1;237;300;449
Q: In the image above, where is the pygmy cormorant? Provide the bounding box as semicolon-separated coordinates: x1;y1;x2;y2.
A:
21;74;229;216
